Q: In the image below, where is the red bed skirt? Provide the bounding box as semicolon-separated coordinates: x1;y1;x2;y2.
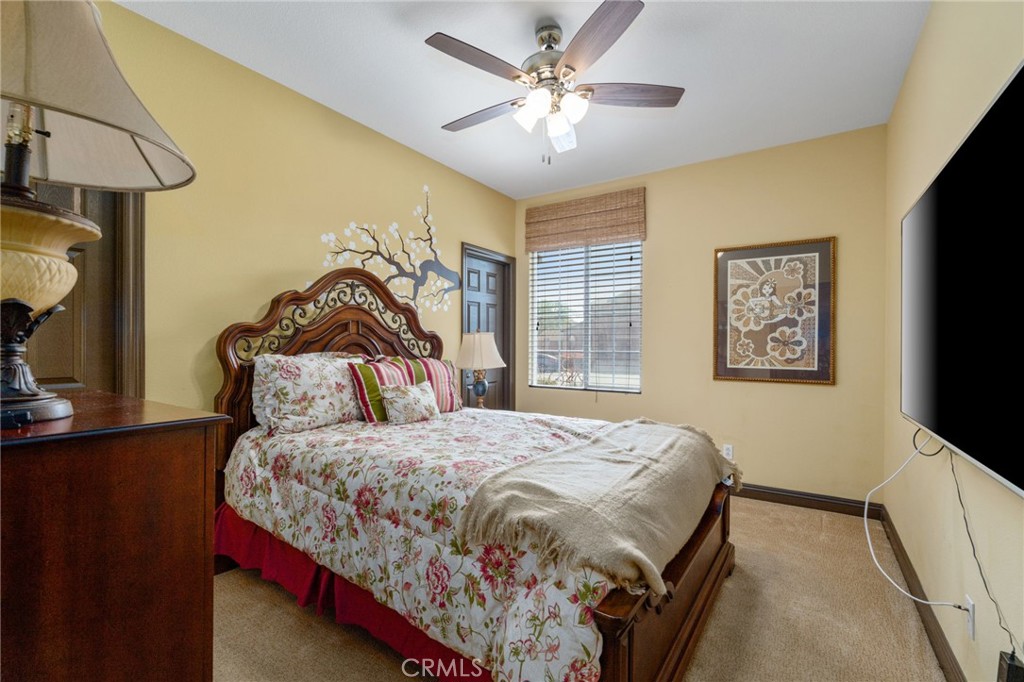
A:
214;503;489;681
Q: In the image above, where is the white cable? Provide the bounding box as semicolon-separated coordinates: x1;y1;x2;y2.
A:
863;435;965;611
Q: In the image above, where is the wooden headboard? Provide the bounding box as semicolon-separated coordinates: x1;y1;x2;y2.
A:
213;268;444;468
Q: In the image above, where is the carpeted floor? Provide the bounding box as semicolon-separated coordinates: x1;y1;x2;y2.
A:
214;498;944;681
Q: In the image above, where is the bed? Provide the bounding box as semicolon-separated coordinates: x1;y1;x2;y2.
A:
213;268;736;682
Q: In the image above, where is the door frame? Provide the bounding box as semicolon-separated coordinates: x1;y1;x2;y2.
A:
461;243;515;410
115;192;146;397
44;189;145;397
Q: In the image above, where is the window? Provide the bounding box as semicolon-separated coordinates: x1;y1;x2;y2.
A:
529;241;641;392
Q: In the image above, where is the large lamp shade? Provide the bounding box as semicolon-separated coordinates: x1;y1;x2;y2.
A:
1;0;195;190
455;332;506;371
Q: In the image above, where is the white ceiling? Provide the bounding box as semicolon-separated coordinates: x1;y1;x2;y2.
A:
118;1;929;199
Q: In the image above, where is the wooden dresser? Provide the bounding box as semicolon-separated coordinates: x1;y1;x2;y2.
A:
1;391;229;682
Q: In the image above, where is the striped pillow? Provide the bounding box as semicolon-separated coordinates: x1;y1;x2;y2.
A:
417;357;462;414
348;357;417;423
349;356;462;423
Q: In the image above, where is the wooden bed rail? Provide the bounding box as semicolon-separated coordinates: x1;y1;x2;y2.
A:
596;485;733;682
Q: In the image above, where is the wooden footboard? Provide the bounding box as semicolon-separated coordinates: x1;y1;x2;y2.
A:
595;485;733;682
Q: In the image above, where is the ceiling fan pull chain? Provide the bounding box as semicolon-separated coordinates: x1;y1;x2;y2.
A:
541;117;548;164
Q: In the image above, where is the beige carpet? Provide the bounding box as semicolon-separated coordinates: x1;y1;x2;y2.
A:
214;498;944;681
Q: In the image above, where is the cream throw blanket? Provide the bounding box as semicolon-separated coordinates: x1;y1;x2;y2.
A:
457;419;740;596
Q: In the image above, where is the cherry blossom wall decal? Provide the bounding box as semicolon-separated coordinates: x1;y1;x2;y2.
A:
321;186;461;314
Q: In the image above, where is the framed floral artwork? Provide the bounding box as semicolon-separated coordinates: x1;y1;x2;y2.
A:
714;237;835;384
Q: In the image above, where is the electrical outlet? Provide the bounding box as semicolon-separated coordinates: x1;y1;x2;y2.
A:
966;594;975;640
722;444;734;460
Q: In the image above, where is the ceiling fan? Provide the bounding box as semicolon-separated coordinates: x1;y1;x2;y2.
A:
425;0;684;154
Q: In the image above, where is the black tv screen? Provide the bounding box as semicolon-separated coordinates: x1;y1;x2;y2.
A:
902;66;1022;496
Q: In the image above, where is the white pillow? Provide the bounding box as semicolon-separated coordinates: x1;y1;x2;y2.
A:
380;381;440;425
252;353;363;433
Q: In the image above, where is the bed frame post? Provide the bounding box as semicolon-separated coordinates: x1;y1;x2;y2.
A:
595;484;734;682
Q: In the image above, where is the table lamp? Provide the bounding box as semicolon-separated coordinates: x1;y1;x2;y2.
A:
455;332;506;408
1;0;195;427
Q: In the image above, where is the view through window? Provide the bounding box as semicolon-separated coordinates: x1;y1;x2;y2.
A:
529;241;642;392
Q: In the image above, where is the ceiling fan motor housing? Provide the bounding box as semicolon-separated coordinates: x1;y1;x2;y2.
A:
521;49;564;86
523;23;569;87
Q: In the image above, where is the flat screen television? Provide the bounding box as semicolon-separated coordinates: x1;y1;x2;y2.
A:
902;65;1023;497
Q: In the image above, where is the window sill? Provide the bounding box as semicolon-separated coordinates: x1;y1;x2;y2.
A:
527;384;641;396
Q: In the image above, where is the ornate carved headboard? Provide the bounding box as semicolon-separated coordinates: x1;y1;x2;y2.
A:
213;268;444;468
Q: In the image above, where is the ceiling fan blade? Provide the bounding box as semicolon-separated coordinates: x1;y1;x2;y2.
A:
556;0;645;80
578;83;685;107
426;33;532;84
442;98;525;132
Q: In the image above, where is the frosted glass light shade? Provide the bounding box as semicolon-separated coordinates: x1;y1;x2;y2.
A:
523;88;553;119
549;123;577;153
513;106;539;133
455;332;506;370
546;111;571;138
560;92;590;124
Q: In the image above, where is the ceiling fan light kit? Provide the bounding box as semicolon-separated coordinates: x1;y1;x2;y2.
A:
548;123;577;154
525;88;552;115
512;106;539;133
426;0;684;156
560;91;590;125
546;110;571;138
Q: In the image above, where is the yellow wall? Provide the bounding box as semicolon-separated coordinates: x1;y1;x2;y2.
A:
101;3;1023;676
99;3;516;410
515;127;887;501
884;3;1024;680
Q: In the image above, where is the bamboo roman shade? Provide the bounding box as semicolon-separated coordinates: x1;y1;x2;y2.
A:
525;187;646;252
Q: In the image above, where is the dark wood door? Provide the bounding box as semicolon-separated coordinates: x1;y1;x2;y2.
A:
22;184;145;396
462;244;514;410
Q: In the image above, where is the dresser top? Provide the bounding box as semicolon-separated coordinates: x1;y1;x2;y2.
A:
1;391;230;445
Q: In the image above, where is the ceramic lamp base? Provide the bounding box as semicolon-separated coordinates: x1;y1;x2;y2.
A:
472;369;489;409
0;177;102;429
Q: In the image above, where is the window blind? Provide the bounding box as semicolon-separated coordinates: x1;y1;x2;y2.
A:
529;241;642;392
525;187;645;252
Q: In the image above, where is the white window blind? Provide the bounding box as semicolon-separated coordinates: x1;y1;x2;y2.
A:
529;241;642;392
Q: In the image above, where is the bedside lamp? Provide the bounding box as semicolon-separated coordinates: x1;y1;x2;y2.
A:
1;0;195;427
455;332;506;408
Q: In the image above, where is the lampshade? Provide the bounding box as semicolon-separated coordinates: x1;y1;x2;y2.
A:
0;0;195;191
455;332;506;371
560;91;590;125
522;88;552;119
549;124;577;153
546;110;570;138
513;106;539;133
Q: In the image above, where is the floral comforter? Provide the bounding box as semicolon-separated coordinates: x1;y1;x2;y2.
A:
224;409;711;682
